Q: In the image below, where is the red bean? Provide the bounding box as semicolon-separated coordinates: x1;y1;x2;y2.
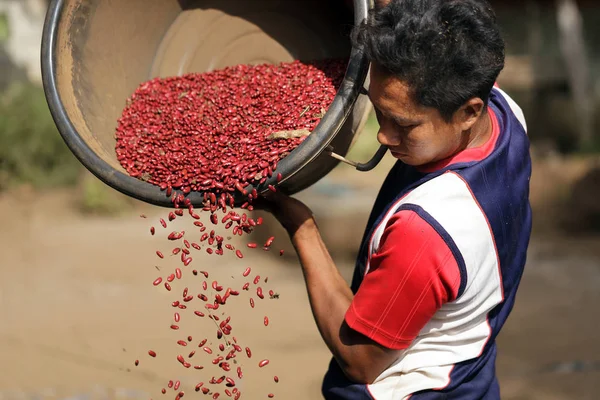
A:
259;359;270;368
257;287;264;299
194;365;203;370
265;236;275;247
268;394;274;398
160;218;167;228
174;380;180;390
174;312;180;322
242;267;251;277
153;277;163;286
245;347;252;358
213;393;220;399
148;350;156;357
175;268;182;279
172;247;181;255
161;388;166;394
264;316;269;326
134;359;139;366
242;283;250;290
253;275;261;285
237;366;243;379
150;226;155;235
249;298;254;308
274;376;279;383
200;271;209;278
279;249;284;256
195;383;203;392
198;339;207;347
235;250;243;259
171;324;179;330
167;274;175;282
156;251;164;259
188;350;196;358
177;340;187;347
194;311;205;317
203;347;213;354
247;243;257;248
164;282;172;291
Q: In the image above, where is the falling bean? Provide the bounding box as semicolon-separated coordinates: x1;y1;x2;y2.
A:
153;277;163;286
259;359;270;368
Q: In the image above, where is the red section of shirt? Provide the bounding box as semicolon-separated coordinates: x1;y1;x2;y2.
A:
345;210;461;350
418;108;500;173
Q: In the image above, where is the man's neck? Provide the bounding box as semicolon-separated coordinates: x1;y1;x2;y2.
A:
466;108;492;149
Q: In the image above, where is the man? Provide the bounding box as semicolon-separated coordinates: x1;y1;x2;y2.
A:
264;0;531;398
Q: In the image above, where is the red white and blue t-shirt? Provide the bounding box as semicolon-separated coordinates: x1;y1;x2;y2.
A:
322;87;532;399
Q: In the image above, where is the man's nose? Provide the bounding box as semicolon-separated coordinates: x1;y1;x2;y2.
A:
377;125;399;147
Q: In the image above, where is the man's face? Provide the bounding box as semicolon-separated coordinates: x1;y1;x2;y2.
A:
368;65;466;167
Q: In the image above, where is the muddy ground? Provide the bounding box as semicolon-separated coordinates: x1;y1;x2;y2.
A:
0;157;599;400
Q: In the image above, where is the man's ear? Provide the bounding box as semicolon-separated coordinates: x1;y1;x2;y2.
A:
454;97;485;131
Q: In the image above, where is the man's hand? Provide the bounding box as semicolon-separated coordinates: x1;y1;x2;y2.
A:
256;191;314;239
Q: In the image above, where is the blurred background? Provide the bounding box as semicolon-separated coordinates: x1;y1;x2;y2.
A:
0;0;599;399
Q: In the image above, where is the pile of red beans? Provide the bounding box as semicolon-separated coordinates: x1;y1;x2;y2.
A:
120;59;347;399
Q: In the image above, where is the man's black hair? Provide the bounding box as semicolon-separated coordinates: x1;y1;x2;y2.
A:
353;0;505;121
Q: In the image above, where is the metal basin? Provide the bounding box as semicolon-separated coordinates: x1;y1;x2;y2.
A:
41;0;372;207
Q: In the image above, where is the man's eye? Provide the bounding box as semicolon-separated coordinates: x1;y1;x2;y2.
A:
395;122;414;130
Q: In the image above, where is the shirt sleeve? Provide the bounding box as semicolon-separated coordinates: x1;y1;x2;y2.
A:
345;208;463;350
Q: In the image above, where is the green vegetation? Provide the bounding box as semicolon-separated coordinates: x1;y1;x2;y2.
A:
0;13;9;43
346;111;381;161
0;82;82;190
78;171;136;215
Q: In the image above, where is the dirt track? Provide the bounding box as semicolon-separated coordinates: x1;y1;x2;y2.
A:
0;171;599;399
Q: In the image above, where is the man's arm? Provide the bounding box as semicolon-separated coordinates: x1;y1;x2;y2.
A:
291;215;403;384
